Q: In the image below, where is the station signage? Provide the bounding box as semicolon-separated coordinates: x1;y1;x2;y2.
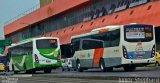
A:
0;40;12;47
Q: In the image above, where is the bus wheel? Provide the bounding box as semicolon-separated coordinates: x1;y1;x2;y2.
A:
76;60;83;72
100;59;106;72
44;69;52;73
123;65;136;71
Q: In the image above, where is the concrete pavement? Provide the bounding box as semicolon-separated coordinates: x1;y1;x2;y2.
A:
0;67;160;83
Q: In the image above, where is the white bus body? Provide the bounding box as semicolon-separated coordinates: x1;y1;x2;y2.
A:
71;24;156;72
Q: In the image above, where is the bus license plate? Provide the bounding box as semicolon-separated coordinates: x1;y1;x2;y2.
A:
137;55;143;59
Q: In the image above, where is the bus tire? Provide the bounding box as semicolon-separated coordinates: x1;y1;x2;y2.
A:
123;65;136;71
100;59;106;72
44;69;52;73
76;60;83;72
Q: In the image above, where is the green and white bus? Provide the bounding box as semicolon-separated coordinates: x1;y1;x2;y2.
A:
71;24;156;72
8;37;61;73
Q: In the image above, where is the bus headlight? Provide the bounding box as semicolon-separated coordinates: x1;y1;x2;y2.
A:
151;45;155;58
123;46;128;59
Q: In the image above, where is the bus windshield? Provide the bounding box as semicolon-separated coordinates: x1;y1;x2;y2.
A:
124;25;153;42
36;39;58;49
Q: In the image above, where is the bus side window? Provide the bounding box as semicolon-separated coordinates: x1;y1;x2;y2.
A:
73;41;80;51
110;29;120;47
103;32;111;47
92;32;111;48
82;39;103;50
71;40;80;56
82;40;90;50
26;42;33;55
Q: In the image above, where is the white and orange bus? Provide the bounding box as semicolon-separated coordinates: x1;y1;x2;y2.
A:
71;24;156;72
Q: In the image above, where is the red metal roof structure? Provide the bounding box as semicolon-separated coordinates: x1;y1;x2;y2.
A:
4;0;90;35
4;0;160;44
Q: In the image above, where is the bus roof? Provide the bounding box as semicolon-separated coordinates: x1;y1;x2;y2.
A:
9;37;59;48
71;25;121;39
91;25;121;32
71;23;154;39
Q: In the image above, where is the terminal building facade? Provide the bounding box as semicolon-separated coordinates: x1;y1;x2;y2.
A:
4;0;160;58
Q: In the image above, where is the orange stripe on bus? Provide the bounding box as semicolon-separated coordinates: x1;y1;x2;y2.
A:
92;48;104;66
